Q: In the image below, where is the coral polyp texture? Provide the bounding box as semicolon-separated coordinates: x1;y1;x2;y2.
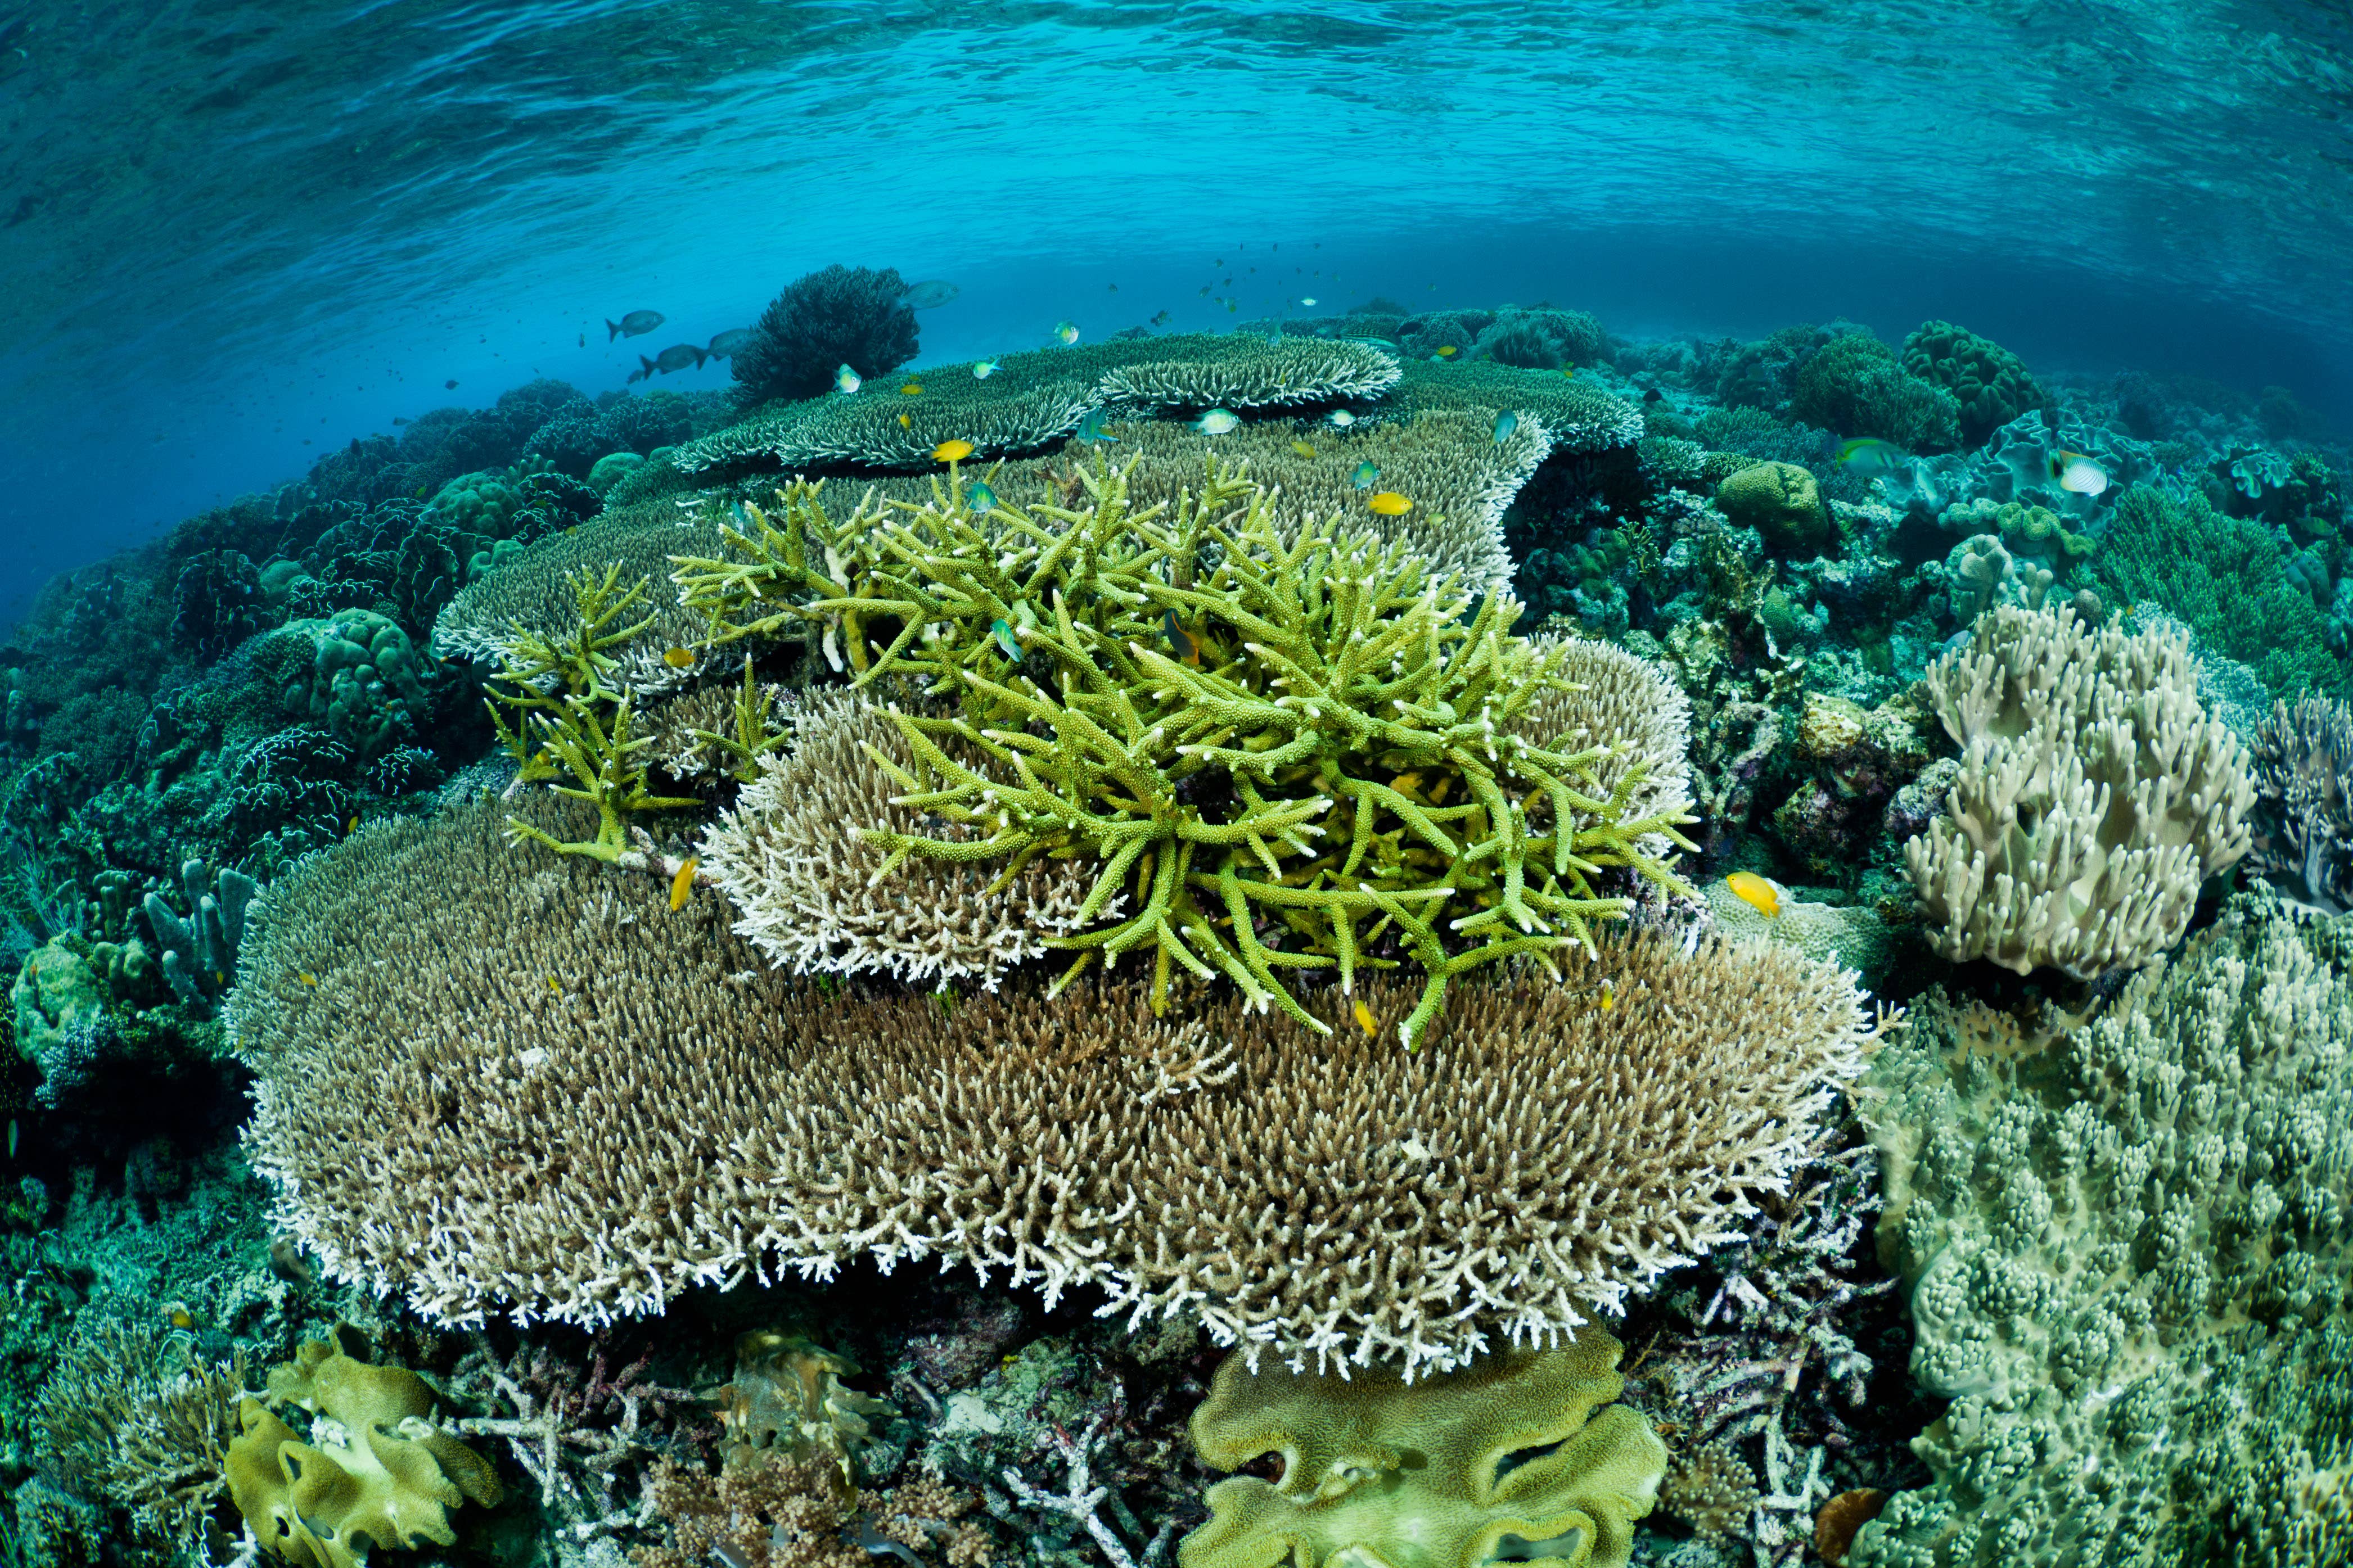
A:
1903;603;2253;979
699;690;1102;988
232;794;1883;1372
1183;1330;1667;1568
1851;893;2353;1568
1094;408;1548;588
672;457;1694;1044
1388;358;1646;454
1093;334;1400;412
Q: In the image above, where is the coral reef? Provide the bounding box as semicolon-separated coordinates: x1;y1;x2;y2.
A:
1789;336;1961;454
1388;358;1645;455
1716;462;1829;554
734;264;921;404
1896;321;2045;446
233;790;1884;1371
1903;603;2252;979
700;691;1103;989
2249;693;2353;914
1093;335;1400;413
1183;1331;1666;1568
1852;893;2353;1567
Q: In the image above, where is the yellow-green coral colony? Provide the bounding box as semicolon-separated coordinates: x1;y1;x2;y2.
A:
669;455;1697;1042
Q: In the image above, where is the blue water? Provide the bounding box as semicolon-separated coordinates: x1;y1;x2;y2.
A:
3;0;2350;625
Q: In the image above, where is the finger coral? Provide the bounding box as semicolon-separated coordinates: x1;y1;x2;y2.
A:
1852;892;2353;1568
698;690;1103;988
1903;602;2253;979
1183;1330;1666;1568
672;457;1693;1043
234;799;1883;1374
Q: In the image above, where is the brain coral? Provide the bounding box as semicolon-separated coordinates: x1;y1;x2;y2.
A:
1184;1330;1665;1568
233;795;1885;1374
1852;892;2353;1568
1898;320;2046;446
1903;602;2253;979
1716;461;1828;553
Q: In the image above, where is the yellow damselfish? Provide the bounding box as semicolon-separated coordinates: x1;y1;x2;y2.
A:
662;646;696;670
1367;491;1412;516
1353;999;1378;1037
1290;440;1316;459
900;381;923;395
932;439;975;462
1725;871;1782;918
670;856;699;911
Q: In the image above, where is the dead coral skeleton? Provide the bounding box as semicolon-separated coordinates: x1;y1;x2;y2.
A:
450;1334;710;1542
988;1411;1179;1568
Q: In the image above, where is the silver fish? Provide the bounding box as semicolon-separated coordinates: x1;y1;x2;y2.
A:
606;309;664;341
902;280;960;309
705;328;755;359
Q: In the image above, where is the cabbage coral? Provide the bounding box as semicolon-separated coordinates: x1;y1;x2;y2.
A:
671;456;1696;1043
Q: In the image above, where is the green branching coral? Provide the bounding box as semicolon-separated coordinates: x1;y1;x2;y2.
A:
484;563;697;861
671;457;1696;1043
1387;359;1644;455
1183;1331;1667;1568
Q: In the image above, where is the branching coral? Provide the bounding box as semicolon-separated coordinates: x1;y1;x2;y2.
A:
1093;335;1399;412
1903;603;2253;979
1387;359;1644;455
698;690;1105;989
2249;692;2353;914
671;456;1694;1043
483;563;698;861
633;1452;993;1568
235;803;1883;1370
734;264;920;404
1853;892;2353;1567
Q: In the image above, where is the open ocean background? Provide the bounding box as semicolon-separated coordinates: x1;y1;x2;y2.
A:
2;0;2350;626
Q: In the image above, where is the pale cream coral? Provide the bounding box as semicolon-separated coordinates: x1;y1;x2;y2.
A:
1903;603;2252;979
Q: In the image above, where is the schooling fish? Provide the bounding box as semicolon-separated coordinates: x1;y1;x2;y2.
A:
835;364;862;394
1367;491;1412;516
1054;320;1081;344
902;279;961;309
971;359;1000;379
705;327;754;359
1492;410;1518;444
606;309;663;341
1077;408;1119;442
1351;461;1380;489
1194;408;1241;436
2052;451;2108;495
642;344;707;377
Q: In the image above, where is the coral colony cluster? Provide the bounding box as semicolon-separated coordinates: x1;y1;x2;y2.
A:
4;269;2353;1568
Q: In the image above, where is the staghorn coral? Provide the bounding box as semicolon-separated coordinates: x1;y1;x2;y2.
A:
235;802;1883;1372
1903;603;2253;979
2250;693;2353;914
642;658;793;785
671;457;1693;1043
734;264;921;405
1387;358;1644;455
699;690;1103;989
1182;1331;1665;1568
1852;892;2353;1568
1093;335;1399;413
432;497;724;696
483;563;700;861
1087;408;1545;589
1896;320;2045;446
228;1323;504;1568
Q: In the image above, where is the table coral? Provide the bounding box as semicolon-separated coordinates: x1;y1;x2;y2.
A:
1852;892;2353;1567
1185;1332;1664;1568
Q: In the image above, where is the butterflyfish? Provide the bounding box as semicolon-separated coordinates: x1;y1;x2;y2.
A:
2052;451;2108;495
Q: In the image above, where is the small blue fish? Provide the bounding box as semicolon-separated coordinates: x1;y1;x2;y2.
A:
1164;611;1200;666
1352;460;1380;489
834;364;862;395
971;359;999;379
1492;410;1518;444
1194;408;1241;436
1054;320;1080;345
1077;409;1119;443
991;618;1023;660
967;480;999;511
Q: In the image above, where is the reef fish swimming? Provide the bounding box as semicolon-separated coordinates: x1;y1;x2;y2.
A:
1367;491;1412;515
1725;871;1782;918
835;364;862;394
2052;451;2108;495
635;344;707;379
1351;460;1380;489
1194;408;1241;435
704;327;754;360
971;359;1000;379
1492;410;1517;444
606;309;663;341
1055;320;1081;344
1077;409;1119;442
902;279;961;309
1838;437;1908;478
932;439;975;462
967;480;998;511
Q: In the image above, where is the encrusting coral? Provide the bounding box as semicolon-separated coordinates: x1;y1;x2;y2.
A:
699;689;1103;988
671;455;1695;1045
232;790;1886;1373
1903;602;2253;979
1182;1331;1666;1568
1852;892;2353;1567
